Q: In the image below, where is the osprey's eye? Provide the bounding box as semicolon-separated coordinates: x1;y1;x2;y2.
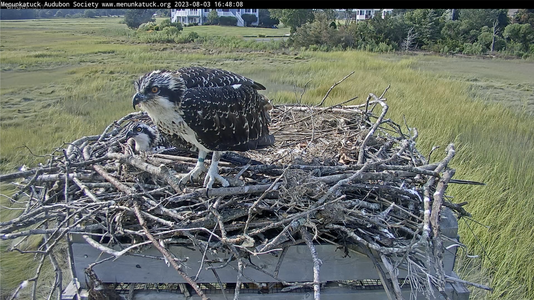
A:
151;86;159;94
136;127;142;132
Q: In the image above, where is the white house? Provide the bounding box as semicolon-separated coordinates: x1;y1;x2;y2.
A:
171;9;260;27
347;9;393;21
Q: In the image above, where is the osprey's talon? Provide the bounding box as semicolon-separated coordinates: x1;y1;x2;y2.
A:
203;170;230;189
179;164;207;187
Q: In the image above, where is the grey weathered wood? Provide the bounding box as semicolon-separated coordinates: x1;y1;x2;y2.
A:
64;283;463;300
68;208;465;299
72;239;459;286
129;286;439;300
73;244;378;285
60;279;81;300
449;271;471;300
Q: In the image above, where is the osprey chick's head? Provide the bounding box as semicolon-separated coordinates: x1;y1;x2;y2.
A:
132;70;185;110
126;123;158;152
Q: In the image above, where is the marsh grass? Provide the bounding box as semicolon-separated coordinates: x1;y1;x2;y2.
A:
1;18;533;300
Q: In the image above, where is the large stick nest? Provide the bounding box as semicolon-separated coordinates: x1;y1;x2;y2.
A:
0;88;483;299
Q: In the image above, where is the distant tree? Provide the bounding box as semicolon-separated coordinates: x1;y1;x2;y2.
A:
258;9;278;28
156;9;170;17
38;10;54;18
269;9;314;33
320;9;337;21
290;12;353;49
339;9;356;25
241;14;257;27
512;9;534;27
401;27;418;51
403;9;443;48
503;23;534;51
124;9;155;29
458;9;509;37
207;10;219;25
0;9;36;19
84;9;97;18
392;9;414;16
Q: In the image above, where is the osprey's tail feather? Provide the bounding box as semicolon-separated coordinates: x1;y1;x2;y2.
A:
233;134;275;151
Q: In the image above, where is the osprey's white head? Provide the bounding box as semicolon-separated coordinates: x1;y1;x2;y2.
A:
132;70;186;112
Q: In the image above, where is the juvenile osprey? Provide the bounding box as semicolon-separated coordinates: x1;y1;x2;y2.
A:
126;123;171;153
132;67;274;188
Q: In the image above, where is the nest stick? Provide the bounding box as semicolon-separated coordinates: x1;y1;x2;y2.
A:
444;274;492;291
301;228;322;300
82;234;151;259
316;71;355;107
132;201;209;300
380;253;404;300
359;95;389;164
364;247;395;300
107;152;182;193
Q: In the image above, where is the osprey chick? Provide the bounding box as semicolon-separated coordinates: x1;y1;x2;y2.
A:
132;67;274;188
126;123;160;153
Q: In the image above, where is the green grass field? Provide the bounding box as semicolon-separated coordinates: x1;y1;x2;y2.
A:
1;17;534;299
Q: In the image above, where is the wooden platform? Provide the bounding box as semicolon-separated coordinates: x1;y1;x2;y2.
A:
62;209;469;300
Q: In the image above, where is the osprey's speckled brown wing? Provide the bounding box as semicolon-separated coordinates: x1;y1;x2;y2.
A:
180;84;274;151
178;66;266;90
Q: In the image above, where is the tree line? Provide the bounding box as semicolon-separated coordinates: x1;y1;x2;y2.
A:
273;9;534;58
2;8;532;58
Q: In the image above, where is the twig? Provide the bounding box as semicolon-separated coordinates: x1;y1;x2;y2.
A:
132;201;208;300
300;228;322;300
358;94;388;164
244;164;290;235
316;71;355;106
107;152;182;193
234;258;244;300
444;274;492;291
364;247;395;300
380;253;404;300
82;235;152;259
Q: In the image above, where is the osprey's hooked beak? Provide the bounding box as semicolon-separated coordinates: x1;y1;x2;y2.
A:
126;130;137;138
132;93;147;109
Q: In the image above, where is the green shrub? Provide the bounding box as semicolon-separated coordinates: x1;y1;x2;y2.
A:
376;42;395;53
160;18;172;28
290;13;354;51
160;19;183;31
137;21;157;32
84;9;97;18
175;31;199;43
241;14;257;27
186;31;199;41
162;26;180;36
171;22;183;31
124;9;155;29
219;16;237;26
462;42;486;55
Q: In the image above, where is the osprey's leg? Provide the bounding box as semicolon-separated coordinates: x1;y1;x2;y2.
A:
179;149;208;186
204;151;230;188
